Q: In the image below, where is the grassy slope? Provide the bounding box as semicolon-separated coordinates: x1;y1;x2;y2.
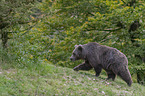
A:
0;62;145;96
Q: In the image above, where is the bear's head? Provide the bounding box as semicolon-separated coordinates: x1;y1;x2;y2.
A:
70;45;86;61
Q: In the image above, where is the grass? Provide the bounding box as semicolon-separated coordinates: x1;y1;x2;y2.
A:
0;60;145;96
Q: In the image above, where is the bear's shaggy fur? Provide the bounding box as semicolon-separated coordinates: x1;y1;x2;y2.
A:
70;42;132;86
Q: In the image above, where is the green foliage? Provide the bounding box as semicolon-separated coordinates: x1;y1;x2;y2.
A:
0;0;36;28
1;0;145;84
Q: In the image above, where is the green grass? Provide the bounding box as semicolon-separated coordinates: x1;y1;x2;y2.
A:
0;61;145;96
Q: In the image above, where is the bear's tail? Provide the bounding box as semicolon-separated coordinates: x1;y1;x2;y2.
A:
117;66;132;86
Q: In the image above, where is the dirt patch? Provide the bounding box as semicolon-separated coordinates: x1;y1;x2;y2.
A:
0;68;16;74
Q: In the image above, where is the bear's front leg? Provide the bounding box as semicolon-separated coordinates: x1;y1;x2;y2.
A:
94;65;102;77
106;70;116;81
73;61;92;71
73;65;80;71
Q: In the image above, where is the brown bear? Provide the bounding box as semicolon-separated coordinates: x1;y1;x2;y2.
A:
70;42;132;86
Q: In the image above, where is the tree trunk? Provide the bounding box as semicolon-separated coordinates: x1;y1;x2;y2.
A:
128;20;144;85
1;31;8;49
137;71;144;85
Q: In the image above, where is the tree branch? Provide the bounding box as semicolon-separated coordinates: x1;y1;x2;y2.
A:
103;27;122;32
92;27;121;42
121;0;126;4
85;27;122;32
17;19;38;24
6;23;37;35
20;23;37;36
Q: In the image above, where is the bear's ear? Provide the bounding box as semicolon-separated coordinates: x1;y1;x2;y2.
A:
78;45;83;51
78;45;86;59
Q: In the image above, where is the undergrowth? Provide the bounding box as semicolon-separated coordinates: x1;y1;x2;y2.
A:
0;60;145;96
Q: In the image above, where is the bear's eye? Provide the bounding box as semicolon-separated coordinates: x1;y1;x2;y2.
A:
73;53;76;56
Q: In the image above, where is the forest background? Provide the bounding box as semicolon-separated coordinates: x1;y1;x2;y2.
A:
0;0;145;95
